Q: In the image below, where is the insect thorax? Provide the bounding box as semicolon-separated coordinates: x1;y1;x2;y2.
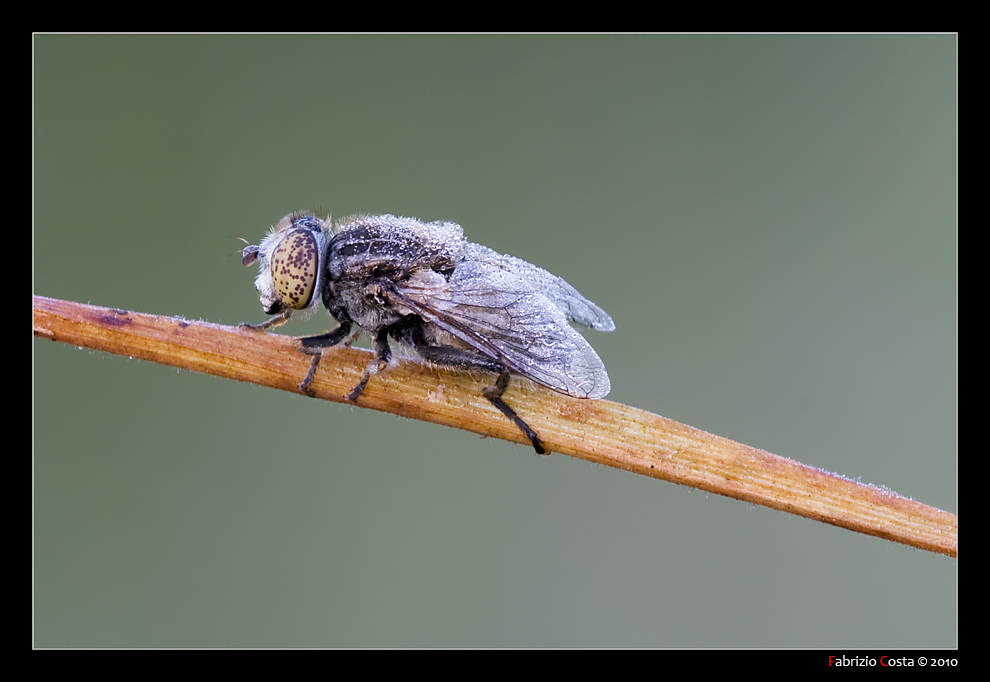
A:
328;215;464;282
325;216;465;332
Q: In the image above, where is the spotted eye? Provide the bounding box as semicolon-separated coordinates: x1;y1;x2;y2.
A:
270;228;320;310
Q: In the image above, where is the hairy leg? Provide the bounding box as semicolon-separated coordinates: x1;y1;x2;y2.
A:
295;322;353;393
409;338;546;455
346;330;392;402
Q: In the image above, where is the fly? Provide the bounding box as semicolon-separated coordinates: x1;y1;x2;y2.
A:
240;212;615;454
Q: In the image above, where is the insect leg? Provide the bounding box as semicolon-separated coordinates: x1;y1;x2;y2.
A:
295;322;353;393
482;370;547;455
404;334;547;455
346;330;392;402
239;309;292;331
298;323;353;352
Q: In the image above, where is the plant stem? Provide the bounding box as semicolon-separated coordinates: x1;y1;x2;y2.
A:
33;295;957;557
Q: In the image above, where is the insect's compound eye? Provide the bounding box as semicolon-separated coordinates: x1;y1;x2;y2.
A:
270;228;320;310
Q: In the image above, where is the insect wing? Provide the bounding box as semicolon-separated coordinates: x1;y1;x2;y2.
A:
392;260;611;399
463;244;615;332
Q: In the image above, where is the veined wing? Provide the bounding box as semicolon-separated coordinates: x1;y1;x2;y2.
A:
389;261;611;399
463;244;615;331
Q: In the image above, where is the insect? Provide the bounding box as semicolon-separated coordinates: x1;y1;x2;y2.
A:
241;212;614;454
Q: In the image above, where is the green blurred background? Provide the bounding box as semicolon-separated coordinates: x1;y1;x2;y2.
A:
34;35;955;647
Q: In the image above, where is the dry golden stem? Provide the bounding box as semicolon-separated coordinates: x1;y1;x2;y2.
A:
33;295;956;557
